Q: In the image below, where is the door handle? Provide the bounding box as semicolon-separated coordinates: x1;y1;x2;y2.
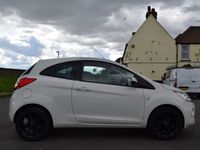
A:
192;81;196;83
81;87;90;92
74;88;82;91
74;87;90;92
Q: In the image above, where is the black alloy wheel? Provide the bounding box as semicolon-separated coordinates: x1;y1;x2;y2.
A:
15;107;52;141
148;107;184;140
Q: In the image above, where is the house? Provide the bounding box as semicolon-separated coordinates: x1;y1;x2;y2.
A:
122;6;176;82
176;26;200;67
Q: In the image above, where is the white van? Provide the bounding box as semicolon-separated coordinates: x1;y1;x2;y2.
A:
164;67;200;95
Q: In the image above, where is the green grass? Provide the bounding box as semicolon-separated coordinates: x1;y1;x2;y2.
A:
0;76;18;93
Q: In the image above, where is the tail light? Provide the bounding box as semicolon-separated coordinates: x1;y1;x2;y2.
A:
14;77;37;90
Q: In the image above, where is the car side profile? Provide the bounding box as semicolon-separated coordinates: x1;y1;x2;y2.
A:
9;57;195;141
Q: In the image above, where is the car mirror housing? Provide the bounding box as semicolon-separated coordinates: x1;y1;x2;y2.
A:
126;77;138;87
131;77;137;83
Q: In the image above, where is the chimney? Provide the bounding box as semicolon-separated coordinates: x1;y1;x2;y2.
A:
146;6;151;19
145;6;158;19
151;8;157;19
148;6;151;12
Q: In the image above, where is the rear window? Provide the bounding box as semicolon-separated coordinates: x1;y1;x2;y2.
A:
177;69;190;78
40;62;79;80
22;63;36;76
189;69;200;78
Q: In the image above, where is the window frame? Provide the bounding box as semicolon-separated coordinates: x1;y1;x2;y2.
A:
181;44;190;61
79;60;155;89
40;61;80;80
22;63;36;76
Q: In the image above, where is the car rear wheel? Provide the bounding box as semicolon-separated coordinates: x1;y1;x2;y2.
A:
15;107;53;141
147;107;184;140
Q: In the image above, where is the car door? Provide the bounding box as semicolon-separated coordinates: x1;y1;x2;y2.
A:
72;61;145;124
39;61;80;121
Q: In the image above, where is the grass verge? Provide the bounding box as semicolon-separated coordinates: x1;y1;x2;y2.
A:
0;76;18;95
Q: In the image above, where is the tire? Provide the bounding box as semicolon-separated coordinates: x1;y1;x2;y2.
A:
15;107;53;141
196;93;200;99
188;93;196;99
147;107;184;140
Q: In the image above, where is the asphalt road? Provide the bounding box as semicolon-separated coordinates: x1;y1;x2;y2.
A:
0;97;200;150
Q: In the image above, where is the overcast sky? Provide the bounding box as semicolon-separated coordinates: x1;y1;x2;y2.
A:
0;0;200;69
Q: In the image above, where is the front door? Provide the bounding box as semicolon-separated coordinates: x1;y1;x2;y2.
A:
72;61;145;124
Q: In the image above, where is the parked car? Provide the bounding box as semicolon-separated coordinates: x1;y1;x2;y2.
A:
9;57;195;141
163;67;200;97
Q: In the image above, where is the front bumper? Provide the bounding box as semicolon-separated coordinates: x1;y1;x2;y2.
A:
181;101;195;128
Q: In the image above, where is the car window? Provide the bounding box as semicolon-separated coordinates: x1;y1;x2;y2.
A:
40;62;79;80
81;61;135;86
22;63;36;76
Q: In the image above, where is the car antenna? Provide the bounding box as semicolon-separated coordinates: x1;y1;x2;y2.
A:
90;46;106;59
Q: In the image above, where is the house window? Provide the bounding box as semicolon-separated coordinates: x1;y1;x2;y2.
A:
181;45;190;60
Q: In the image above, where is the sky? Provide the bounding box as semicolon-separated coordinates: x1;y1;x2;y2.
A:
0;0;200;69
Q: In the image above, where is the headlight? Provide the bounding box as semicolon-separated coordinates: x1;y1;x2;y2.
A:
175;91;191;102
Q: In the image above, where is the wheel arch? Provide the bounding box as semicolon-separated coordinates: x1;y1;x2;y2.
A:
14;104;53;126
147;104;185;128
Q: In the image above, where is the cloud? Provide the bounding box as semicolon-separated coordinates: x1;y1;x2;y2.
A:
0;37;43;56
0;48;39;69
0;11;121;69
0;0;185;35
0;0;199;69
184;5;200;13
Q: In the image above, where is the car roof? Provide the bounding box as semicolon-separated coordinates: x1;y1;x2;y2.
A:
26;57;155;86
29;57;132;75
37;57;125;68
38;57;113;64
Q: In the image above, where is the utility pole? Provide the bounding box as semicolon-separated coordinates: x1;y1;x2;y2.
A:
56;50;60;58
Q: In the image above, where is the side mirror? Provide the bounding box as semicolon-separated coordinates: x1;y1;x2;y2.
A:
126;77;138;86
131;77;137;83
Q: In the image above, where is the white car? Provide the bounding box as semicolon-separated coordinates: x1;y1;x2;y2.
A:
9;57;195;141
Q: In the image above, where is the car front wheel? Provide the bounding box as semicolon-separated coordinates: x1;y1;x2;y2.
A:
147;106;184;140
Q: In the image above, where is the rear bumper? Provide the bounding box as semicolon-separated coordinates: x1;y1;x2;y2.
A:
8;94;17;123
9;96;14;122
186;90;200;94
178;87;200;94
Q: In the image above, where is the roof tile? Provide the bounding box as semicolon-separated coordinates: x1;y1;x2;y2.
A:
176;26;200;44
